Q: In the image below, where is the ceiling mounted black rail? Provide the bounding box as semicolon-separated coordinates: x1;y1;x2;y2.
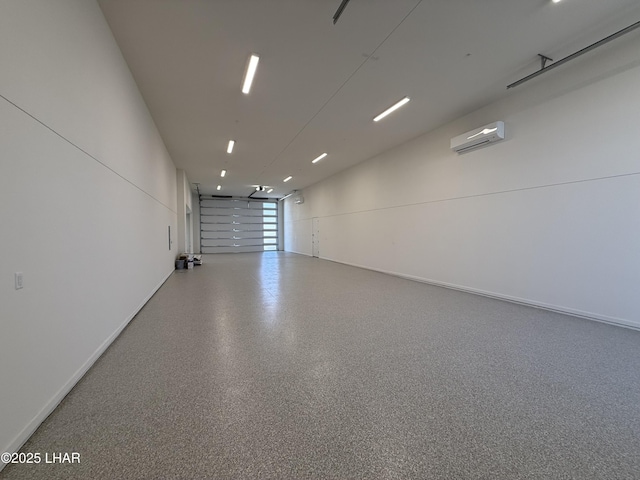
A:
333;0;352;25
507;19;640;89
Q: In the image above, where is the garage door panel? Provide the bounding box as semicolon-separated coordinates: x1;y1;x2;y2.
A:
201;207;271;216
200;224;273;233
201;230;269;239
200;196;278;253
201;238;266;247
202;245;278;254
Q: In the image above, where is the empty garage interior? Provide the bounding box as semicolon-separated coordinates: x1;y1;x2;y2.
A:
1;0;640;478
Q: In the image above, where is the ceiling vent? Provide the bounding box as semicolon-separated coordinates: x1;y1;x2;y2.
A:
451;121;505;154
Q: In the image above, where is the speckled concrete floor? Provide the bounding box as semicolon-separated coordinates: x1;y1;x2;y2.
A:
2;252;640;479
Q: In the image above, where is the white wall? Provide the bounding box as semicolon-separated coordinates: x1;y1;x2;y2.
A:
0;0;178;463
285;32;640;328
192;191;201;254
176;169;193;253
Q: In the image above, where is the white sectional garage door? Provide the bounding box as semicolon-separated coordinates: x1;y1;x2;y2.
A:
200;197;278;253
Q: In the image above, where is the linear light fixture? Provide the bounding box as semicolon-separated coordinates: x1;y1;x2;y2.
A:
279;191;297;201
283;176;292;182
333;0;352;24
220;169;226;178
267;188;273;193
312;153;328;164
217;185;221;191
373;97;410;122
242;54;260;94
227;140;235;154
507;20;640;89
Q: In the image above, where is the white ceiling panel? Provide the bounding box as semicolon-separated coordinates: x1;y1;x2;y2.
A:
98;0;640;197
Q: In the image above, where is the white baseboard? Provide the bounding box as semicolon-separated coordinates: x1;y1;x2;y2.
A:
286;249;312;257
321;256;640;331
0;269;174;471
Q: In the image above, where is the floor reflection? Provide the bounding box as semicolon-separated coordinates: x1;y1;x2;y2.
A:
259;252;281;325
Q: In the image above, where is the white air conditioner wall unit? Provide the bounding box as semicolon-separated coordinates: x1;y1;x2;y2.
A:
451;121;505;154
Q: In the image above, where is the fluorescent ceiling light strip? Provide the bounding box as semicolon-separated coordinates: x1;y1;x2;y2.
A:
373;97;410;122
283;176;292;182
227;140;235;154
312;153;328;164
242;54;260;94
267;189;273;193
279;191;296;201
217;185;221;191
220;169;226;177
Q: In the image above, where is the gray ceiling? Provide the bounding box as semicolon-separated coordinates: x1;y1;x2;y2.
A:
98;0;640;198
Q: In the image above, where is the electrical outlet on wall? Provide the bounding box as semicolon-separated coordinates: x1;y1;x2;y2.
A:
15;272;23;290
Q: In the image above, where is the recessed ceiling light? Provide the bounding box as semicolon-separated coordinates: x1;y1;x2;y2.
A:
227;140;235;154
242;54;260;94
312;153;328;164
552;0;562;3
220;169;226;178
373;97;410;122
267;188;273;193
283;176;292;182
217;185;221;191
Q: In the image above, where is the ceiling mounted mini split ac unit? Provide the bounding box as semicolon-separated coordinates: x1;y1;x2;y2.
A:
451;121;505;154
